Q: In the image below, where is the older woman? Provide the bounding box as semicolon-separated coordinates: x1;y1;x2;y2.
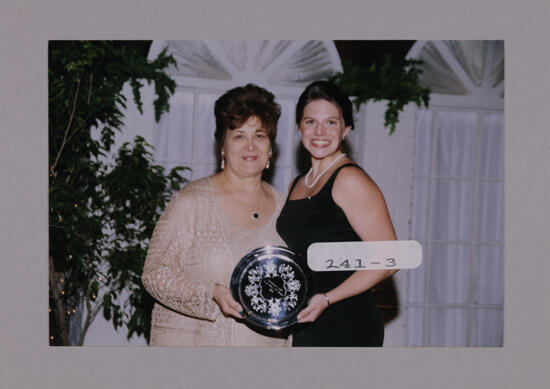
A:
276;81;397;347
142;84;288;346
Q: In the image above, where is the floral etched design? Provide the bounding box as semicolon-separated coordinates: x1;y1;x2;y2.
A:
244;260;302;316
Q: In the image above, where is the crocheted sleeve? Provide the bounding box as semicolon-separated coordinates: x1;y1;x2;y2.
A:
141;189;220;321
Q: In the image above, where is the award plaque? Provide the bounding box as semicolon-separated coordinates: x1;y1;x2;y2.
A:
230;246;311;330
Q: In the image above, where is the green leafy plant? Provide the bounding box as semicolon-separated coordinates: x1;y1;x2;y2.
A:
329;56;431;134
49;41;188;345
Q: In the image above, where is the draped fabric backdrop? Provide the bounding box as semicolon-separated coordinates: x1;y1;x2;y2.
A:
405;40;504;346
407;109;504;346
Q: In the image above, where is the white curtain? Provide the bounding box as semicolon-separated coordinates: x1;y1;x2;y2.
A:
407;109;504;346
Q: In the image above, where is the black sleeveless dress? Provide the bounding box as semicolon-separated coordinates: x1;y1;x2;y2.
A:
276;163;384;347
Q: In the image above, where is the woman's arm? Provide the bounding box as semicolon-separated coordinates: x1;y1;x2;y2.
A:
141;190;222;321
297;165;397;323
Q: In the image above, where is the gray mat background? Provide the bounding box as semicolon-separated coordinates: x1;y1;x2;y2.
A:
1;0;549;388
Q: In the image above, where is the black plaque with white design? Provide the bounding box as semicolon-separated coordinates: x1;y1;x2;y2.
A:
230;246;311;330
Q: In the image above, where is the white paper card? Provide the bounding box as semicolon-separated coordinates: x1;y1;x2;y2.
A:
307;240;422;271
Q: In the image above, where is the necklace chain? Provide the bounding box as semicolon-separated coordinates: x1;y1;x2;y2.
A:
224;172;263;220
304;153;346;189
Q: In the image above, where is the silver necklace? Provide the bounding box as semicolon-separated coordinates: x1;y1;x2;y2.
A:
224;172;263;220
304;153;346;188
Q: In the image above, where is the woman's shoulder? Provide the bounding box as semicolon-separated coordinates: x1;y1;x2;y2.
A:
168;177;214;211
333;163;379;194
176;177;213;197
332;163;386;209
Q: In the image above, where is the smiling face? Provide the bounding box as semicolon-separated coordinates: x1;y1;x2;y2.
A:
222;116;271;177
299;99;351;161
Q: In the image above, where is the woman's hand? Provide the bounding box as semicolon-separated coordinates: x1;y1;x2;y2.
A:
212;283;243;319
297;293;329;323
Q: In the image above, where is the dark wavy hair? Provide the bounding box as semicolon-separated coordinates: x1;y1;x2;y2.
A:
295;80;354;129
214;84;281;144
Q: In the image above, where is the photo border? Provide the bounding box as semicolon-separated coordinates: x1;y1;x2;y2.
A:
2;0;549;387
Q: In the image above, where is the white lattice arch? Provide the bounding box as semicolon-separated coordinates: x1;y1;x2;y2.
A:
407;40;504;110
148;40;343;93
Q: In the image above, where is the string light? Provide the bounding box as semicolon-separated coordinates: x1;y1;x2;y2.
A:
98;277;102;281
61;290;65;295
72;309;76;313
74;203;78;208
60;278;64;283
92;295;96;299
49;307;52;313
50;336;54;341
67;311;71;315
68;254;72;260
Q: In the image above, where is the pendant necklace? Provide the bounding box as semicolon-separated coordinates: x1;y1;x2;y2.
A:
224;172;263;220
304;153;346;188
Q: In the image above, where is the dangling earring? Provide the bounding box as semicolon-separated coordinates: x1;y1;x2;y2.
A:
265;149;272;170
221;151;225;170
342;134;346;141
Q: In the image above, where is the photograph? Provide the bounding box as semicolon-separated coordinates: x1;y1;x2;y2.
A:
48;40;504;348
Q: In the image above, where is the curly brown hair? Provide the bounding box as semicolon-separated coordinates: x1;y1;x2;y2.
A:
214;84;281;144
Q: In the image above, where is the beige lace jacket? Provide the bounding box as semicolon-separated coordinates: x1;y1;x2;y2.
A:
142;177;289;346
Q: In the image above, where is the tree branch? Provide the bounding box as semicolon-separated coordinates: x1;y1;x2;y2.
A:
63;108;94;159
50;77;81;176
87;72;93;104
49;256;69;345
78;288;103;346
